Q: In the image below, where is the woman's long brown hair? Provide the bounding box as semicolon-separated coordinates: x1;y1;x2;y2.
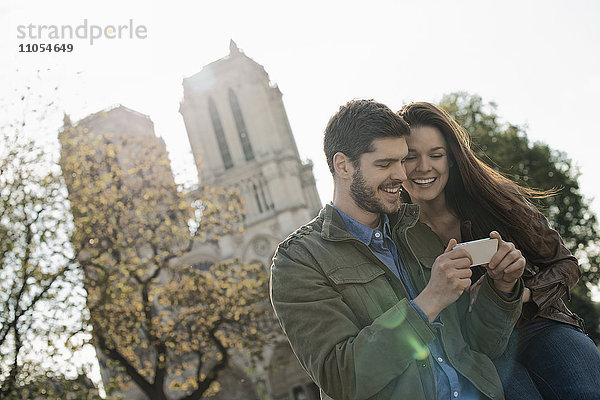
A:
398;102;555;255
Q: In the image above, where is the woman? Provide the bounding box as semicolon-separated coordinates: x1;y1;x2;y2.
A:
398;102;600;399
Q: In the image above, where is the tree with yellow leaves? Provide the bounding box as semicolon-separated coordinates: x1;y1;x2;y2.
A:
59;119;275;400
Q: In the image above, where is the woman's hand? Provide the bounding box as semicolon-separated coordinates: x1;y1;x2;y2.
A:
486;231;526;293
523;287;532;303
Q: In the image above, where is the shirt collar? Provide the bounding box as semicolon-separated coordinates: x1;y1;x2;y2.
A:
331;203;390;246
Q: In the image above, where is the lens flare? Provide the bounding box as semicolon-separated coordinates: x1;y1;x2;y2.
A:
409;336;430;360
380;306;407;329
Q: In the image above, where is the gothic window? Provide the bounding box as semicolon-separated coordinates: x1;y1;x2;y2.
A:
259;180;273;211
259;175;274;210
208;97;233;169
228;88;255;161
253;182;263;213
250;175;275;215
252;237;271;257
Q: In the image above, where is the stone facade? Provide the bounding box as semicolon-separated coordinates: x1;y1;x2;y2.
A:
179;41;322;400
61;42;322;400
179;40;321;269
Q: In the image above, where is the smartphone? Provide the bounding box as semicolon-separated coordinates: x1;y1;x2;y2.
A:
452;238;498;266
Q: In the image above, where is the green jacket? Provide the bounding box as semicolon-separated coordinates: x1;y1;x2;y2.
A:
270;204;523;400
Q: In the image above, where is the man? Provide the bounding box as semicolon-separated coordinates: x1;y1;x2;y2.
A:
270;99;524;399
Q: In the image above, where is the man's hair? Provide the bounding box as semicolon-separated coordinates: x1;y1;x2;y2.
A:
323;99;410;175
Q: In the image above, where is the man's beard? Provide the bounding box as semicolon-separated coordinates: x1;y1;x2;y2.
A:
350;167;398;215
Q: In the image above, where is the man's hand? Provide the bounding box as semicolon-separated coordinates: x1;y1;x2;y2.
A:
413;239;472;322
486;231;526;293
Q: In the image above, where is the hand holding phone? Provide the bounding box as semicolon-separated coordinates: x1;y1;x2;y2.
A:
452;238;498;266
486;231;526;292
413;238;473;322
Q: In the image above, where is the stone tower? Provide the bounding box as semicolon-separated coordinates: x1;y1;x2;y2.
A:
179;40;321;267
179;41;322;400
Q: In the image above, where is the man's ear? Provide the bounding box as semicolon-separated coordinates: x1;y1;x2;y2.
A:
333;152;354;179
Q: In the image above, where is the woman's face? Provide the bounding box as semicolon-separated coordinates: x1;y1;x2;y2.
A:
402;125;451;205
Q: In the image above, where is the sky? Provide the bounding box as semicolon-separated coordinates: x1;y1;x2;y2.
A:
2;0;600;218
1;0;599;388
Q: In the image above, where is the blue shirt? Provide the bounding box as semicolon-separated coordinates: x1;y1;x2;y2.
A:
335;206;468;400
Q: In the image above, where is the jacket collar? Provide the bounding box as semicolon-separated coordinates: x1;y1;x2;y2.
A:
320;204;355;241
320;203;420;241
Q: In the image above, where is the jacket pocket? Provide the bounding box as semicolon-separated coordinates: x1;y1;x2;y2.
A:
327;262;399;326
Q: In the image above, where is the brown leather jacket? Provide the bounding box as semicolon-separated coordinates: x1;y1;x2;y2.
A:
464;216;584;330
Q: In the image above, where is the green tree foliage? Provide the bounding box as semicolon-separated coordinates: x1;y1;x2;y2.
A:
440;92;600;340
59;121;275;400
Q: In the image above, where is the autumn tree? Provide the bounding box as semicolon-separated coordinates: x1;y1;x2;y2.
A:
2;363;101;400
440;92;600;340
59;119;275;400
0;83;94;398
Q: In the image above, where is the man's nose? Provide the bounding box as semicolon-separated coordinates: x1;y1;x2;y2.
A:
391;163;408;181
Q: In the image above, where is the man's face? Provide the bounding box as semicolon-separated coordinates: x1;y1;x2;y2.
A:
350;137;409;215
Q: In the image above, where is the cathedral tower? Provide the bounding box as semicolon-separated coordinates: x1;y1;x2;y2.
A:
180;41;321;266
179;41;322;400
